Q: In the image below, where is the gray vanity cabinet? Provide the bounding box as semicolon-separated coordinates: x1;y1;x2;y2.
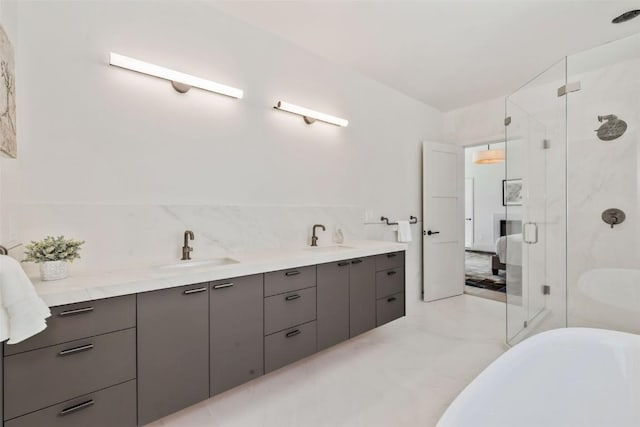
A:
317;260;350;350
210;274;264;396
137;283;210;425
349;257;376;337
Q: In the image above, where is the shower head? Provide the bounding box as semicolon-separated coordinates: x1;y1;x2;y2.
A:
612;9;640;24
596;114;627;141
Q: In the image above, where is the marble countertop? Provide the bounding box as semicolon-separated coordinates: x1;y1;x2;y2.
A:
32;240;408;307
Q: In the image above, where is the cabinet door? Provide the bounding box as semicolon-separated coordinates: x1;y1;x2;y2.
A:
137;284;209;425
210;274;264;396
349;257;376;337
317;261;350;351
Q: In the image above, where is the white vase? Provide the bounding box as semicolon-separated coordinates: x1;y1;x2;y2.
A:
39;260;69;281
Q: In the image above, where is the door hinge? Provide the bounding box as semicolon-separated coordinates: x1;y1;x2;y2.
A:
504;116;511;126
542;285;551;295
543;139;551;149
523;320;528;328
557;81;581;97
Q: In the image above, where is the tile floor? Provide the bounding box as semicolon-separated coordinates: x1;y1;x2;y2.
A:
148;295;506;427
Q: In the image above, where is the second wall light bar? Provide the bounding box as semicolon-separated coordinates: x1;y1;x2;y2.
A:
109;52;243;98
274;101;349;127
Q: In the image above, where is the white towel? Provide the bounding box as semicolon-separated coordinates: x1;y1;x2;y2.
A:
0;256;51;344
396;220;412;243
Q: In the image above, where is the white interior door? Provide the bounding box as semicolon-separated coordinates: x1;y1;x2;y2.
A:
423;141;464;302
464;178;474;248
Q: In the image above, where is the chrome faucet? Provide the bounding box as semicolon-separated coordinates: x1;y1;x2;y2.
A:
0;245;7;255
311;224;326;247
181;230;194;260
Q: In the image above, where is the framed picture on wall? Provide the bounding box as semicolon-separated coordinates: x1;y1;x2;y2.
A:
502;179;523;206
0;23;16;159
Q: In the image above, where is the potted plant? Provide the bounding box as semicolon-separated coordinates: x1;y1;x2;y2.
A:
23;236;85;281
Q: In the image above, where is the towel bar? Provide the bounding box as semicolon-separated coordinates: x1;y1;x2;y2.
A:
381;216;419;226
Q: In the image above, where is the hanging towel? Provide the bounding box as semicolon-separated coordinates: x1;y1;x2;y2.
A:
396;220;412;243
0;256;51;344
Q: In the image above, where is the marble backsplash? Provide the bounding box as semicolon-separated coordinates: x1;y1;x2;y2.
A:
13;203;425;311
15;204;366;275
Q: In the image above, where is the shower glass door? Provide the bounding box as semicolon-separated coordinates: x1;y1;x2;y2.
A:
505;59;567;345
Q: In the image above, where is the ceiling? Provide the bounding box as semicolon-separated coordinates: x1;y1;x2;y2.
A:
213;1;640;112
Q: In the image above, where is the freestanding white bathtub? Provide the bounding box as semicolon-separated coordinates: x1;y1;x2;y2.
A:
437;328;640;427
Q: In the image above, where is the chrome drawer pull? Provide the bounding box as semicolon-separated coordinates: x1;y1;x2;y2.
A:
59;344;94;356
183;287;207;295
285;270;300;276
59;399;95;416
285;294;301;301
58;307;94;317
285;329;301;338
387;270;397;276
213;283;234;290
387;253;397;258
387;297;397;303
351;259;363;265
338;262;350;267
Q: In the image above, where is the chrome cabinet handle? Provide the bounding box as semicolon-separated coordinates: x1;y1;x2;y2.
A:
387;297;397;303
351;259;363;265
387;253;397;258
285;329;301;338
183;287;207;295
59;399;94;416
337;261;350;267
58;307;94;317
285;294;301;301
213;283;234;290
59;343;94;356
387;270;397;276
285;270;300;276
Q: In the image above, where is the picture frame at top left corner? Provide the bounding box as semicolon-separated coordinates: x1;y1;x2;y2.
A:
0;22;16;159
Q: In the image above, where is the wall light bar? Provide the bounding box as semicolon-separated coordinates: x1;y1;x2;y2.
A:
274;101;348;127
109;52;243;98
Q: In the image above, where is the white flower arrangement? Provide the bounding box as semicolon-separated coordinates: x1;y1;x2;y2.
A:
23;236;85;263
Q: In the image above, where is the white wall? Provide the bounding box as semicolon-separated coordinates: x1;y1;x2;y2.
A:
464;143;506;252
1;1;442;307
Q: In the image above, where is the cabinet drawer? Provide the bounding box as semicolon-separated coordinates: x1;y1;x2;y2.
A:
265;321;317;373
5;380;136;427
375;251;404;272
4;328;136;420
376;293;405;327
375;268;405;299
4;295;135;356
264;287;316;335
264;265;316;297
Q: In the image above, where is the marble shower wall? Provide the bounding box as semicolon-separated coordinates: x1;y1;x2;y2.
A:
566;53;640;333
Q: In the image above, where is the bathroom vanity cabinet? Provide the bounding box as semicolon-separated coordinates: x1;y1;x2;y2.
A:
2;295;137;427
210;274;264;395
1;249;405;426
137;283;210;425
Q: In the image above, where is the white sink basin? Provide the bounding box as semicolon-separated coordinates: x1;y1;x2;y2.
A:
154;258;239;271
303;245;355;252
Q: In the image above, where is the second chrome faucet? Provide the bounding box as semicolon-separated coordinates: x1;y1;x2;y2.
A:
182;230;194;260
311;224;326;247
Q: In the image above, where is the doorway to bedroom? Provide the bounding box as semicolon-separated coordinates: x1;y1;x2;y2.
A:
463;143;516;303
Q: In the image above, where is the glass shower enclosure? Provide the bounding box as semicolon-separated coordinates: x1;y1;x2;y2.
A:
505;32;640;345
